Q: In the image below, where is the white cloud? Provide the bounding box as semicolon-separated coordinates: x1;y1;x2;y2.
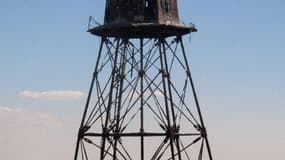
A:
0;106;63;128
0;106;22;113
128;89;165;98
18;90;85;100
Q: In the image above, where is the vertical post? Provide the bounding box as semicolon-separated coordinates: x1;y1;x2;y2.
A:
161;38;182;160
179;36;213;160
140;38;145;160
74;37;105;160
100;38;121;159
113;38;128;160
158;37;176;160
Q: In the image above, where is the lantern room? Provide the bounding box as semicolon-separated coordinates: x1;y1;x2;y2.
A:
104;0;179;25
89;0;197;38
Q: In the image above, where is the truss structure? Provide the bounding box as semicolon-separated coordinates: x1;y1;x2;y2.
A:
74;36;212;160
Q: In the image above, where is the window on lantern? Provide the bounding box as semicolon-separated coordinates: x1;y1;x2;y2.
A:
144;0;157;22
161;0;171;13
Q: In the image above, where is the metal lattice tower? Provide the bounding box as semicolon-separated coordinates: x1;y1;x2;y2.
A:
74;0;213;160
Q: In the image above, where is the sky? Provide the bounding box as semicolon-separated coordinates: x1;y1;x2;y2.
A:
0;0;285;159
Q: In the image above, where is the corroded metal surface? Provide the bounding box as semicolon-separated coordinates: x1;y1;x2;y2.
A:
104;0;179;25
91;0;195;38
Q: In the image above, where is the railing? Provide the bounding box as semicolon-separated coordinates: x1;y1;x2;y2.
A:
189;22;196;29
88;16;101;30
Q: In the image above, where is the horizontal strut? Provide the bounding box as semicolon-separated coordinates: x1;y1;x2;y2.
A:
84;132;201;137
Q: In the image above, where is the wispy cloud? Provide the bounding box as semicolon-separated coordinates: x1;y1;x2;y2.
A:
18;90;85;100
0;106;22;113
0;105;73;160
0;106;64;128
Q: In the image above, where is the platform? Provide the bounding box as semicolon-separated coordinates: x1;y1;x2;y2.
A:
88;23;197;38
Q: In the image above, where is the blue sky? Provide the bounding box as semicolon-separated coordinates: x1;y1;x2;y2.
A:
0;0;285;159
